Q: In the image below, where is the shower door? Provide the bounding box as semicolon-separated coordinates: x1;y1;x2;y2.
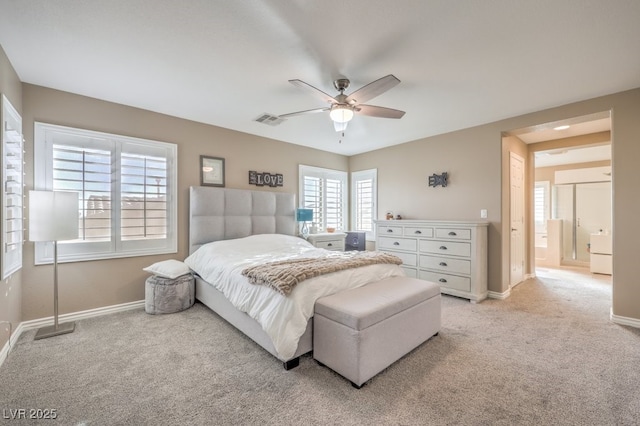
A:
552;182;611;263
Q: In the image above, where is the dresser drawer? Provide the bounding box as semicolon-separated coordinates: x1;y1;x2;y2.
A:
419;270;471;292
403;226;433;238
378;225;403;236
314;240;344;251
435;228;471;240
378;236;417;252
420;255;470;274
419;240;471;257
391;251;417;267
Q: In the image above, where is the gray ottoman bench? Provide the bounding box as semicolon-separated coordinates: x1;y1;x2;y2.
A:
313;276;441;388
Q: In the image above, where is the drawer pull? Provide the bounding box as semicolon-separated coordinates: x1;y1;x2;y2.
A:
414;230;422;234
439;262;448;266
448;231;457;236
438;278;447;283
393;242;400;246
439;246;448;250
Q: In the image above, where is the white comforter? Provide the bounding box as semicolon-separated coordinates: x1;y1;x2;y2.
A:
184;234;404;360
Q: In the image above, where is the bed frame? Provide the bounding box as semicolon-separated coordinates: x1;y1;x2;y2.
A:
188;186;312;369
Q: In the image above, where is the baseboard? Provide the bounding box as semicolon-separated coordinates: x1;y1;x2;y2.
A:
610;309;640;329
0;322;26;370
488;288;511;300
0;300;145;369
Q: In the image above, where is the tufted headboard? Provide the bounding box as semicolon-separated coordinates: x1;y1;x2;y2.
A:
189;186;297;254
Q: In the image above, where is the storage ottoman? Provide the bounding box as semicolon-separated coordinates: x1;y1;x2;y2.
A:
313;276;441;388
145;274;195;314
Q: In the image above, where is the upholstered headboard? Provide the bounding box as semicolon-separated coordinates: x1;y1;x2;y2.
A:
189;186;296;254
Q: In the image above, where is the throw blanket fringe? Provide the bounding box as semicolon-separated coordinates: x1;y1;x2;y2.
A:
242;251;403;296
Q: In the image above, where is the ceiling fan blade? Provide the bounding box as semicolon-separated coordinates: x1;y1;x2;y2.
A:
356;104;405;119
279;107;329;118
289;79;337;105
345;74;400;104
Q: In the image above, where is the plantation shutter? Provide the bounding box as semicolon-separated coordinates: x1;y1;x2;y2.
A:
120;152;168;241
2;95;23;278
53;144;111;242
299;165;347;232
351;169;377;239
34;122;177;263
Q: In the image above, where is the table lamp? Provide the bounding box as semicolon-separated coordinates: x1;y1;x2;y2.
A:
296;208;313;239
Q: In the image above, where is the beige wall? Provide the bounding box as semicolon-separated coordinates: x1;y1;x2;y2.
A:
0;45;23;351
351;88;640;324
6;60;640;327
21;84;347;320
349;126;503;292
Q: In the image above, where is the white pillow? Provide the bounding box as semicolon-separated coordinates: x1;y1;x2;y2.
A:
143;259;191;279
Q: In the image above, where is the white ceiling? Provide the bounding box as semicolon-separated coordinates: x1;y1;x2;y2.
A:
1;1;639;156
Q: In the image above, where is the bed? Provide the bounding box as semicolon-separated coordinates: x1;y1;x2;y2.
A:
185;186;404;369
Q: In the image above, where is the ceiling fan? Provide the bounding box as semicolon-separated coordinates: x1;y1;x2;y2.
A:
279;74;405;132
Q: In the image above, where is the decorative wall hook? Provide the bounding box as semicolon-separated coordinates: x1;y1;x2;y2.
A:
428;172;448;188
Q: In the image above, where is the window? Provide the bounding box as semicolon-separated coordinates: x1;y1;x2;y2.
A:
34;122;177;263
534;181;550;232
351;169;377;240
2;95;23;278
298;165;347;232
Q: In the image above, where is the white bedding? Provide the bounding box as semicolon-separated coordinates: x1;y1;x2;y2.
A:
184;234;405;359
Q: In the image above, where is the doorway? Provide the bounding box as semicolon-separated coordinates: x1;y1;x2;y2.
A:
504;111;612;291
529;115;612;277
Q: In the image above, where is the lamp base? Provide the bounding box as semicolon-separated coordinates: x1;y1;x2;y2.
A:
34;321;75;340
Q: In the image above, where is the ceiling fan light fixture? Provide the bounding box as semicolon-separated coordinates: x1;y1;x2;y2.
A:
329;104;354;123
333;120;348;132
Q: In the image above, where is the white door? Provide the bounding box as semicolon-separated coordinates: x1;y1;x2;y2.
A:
510;152;525;287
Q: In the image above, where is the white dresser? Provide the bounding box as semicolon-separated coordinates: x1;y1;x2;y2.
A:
376;220;489;302
307;232;346;251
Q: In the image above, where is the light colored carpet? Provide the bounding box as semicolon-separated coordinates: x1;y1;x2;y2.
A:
1;267;639;425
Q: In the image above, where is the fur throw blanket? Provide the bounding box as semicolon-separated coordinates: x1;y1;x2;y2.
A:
241;251;403;296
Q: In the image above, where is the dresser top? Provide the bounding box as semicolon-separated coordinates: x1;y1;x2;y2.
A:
306;232;346;242
376;219;489;227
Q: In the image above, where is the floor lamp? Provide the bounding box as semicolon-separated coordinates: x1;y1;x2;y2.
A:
29;190;79;340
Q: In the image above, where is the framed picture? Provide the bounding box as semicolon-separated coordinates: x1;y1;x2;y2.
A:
200;155;225;187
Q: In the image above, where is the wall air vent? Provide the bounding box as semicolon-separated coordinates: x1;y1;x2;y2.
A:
254;113;285;126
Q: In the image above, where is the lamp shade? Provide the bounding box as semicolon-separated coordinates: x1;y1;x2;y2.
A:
296;208;313;222
29;191;79;242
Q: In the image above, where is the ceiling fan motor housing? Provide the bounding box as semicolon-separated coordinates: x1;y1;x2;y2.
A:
333;78;350;92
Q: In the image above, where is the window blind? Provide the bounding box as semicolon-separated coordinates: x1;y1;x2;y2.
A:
35;122;177;263
299;165;347;232
2;95;23;278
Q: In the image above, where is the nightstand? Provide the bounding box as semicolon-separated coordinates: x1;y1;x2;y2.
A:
306;232;346;251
